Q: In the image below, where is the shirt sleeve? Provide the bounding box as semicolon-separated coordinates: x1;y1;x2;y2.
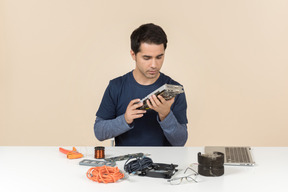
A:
158;111;188;146
96;81;118;120
94;115;134;141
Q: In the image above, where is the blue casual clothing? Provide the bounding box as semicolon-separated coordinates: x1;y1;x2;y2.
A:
94;71;188;146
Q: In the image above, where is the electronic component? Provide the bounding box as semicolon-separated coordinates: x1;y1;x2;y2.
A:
138;84;184;110
94;146;105;159
105;153;147;162
139;163;178;179
198;152;224;176
79;159;116;167
124;156;178;179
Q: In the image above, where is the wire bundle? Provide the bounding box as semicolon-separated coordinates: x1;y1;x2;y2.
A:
86;166;124;183
124;157;153;174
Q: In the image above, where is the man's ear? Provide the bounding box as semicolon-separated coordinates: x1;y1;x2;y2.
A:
130;50;136;61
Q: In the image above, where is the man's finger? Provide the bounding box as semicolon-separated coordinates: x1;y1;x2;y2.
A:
128;99;144;109
129;98;141;106
157;95;166;103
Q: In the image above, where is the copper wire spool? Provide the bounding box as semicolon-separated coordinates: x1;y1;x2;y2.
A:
94;146;105;159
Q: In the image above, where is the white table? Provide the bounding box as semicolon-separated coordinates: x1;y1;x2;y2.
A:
0;147;287;192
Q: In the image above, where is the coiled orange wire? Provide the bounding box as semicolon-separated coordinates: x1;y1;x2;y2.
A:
86;166;124;183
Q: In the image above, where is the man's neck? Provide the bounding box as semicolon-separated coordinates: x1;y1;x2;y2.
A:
132;70;160;85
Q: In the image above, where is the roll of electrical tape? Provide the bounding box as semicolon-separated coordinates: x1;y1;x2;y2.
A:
198;152;224;176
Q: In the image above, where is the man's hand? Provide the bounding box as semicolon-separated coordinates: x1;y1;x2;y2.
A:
124;99;146;125
147;95;175;121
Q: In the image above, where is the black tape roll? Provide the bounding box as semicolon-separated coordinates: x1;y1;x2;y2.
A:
198;152;224;176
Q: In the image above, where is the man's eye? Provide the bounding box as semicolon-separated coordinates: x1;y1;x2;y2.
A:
143;57;150;60
156;56;162;59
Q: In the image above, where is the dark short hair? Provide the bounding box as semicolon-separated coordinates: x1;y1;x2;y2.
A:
130;23;168;55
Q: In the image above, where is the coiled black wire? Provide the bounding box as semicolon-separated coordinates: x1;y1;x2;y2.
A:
124;156;153;174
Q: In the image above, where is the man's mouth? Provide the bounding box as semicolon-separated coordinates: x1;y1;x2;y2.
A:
148;70;157;75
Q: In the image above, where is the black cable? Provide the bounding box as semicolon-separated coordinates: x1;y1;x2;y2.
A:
124;156;153;174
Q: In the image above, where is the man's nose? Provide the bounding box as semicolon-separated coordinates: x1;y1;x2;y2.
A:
150;59;157;68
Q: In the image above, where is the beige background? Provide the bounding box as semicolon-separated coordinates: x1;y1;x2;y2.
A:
1;0;287;146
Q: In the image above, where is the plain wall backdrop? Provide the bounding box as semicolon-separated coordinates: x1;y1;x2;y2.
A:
1;0;288;146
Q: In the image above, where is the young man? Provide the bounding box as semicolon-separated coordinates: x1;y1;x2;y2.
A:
94;23;188;146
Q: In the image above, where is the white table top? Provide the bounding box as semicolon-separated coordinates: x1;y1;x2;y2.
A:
0;146;287;192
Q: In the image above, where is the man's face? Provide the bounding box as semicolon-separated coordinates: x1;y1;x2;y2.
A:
131;42;165;82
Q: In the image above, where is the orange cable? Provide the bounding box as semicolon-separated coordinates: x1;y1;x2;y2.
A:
86;166;124;183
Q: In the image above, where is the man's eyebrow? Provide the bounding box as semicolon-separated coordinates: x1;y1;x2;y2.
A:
156;53;164;57
142;53;164;57
143;55;152;57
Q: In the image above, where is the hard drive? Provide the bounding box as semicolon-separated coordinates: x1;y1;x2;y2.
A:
138;84;184;110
